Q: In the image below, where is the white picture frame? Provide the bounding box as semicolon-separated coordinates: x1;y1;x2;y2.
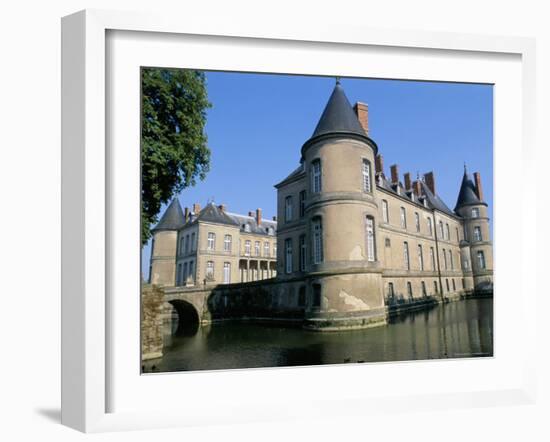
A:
61;9;537;433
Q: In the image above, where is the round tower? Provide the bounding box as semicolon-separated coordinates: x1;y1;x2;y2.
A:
454;167;493;293
149;198;185;286
300;80;386;330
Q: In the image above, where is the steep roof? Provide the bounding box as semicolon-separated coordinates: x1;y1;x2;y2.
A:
301;81;377;154
226;212;277;236
420;181;456;216
454;168;483;211
191;202;240;227
152;198;185;231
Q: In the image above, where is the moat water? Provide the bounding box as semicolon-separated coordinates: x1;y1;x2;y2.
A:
144;298;493;373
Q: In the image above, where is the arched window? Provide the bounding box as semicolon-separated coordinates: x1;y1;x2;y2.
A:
312;217;323;264
446;223;450;240
427;217;433;236
365;216;376;262
407;281;413;299
400;207;407;229
421;281;427;296
403;241;410;270
362;159;372;192
311;159;322;193
418;244;424;271
382;200;389;223
439;220;444;238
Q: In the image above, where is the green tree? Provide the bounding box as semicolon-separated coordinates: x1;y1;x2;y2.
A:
141;68;211;245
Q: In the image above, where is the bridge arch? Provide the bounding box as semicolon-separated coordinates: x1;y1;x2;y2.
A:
168;299;200;336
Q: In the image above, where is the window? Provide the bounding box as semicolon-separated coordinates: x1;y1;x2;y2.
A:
443;248;448;269
188;261;194;283
449;250;454;269
430;247;436;270
452;279;456;291
472;208;480;218
285;196;293;222
462;278;465;289
418;245;424;271
477;251;486;269
224;234;232;252
415;212;420;232
403;242;410;270
207;232;215;250
385;237;391;247
421;281;427;296
387;282;395;298
446;223;450;240
382;200;389;223
474;226;482;242
446;279;450;292
456;227;460;242
285;238;293;274
312;218;323;264
312;284;322;307
434;281;439;294
176;263;182;286
407;281;413;300
400;207;407;228
362;159;372;192
299;235;307;271
311;159;322;193
185;234;190;253
223;262;231;283
439;221;444;238
191;232;196;251
244;223;251;233
268;226;274;236
299;190;306;218
183;262;188;283
179;237;184;256
254;241;260;256
427;217;433;236
264;241;270;257
366;216;376;262
298;287;306;307
206;261;214;280
244;240;251;256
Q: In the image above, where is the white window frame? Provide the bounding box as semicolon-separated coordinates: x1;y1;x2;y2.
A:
403;241;410;270
206;261;214;279
472;207;480;218
264;241;270;257
311;159;322;193
207;232;215;250
224;234;232;252
254;241;260;257
477;250;486;269
362;159;372;192
223;262;231;283
312;218;323;264
418;244;424;271
244;240;251;256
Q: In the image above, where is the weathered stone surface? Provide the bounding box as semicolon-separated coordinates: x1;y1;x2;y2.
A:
141;284;164;361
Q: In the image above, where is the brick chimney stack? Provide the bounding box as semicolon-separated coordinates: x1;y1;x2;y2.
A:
184;207;190;222
375;154;384;176
390;164;400;184
404;172;412;190
413;180;422;197
353;102;369;135
192;203;201;214
256;208;262;225
424;172;436;195
473;172;484;200
218;204;226;212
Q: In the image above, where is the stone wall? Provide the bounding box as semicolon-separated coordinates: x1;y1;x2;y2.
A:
141;284;165;361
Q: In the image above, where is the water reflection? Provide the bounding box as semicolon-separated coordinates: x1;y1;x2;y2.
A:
146;298;493;373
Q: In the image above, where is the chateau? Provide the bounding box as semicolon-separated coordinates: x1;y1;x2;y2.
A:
148;81;493;331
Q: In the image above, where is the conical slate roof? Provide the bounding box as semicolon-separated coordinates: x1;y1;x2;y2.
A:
454;168;482;211
301;81;376;154
311;81;367;139
152;198;185;231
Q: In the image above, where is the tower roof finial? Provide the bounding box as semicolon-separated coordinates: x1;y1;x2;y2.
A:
335;76;341;85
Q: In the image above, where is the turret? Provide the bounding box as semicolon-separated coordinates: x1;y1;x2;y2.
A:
298;80;386;329
149;198;185;286
454;166;493;293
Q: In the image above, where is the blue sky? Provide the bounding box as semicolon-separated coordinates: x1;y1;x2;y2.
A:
142;72;493;279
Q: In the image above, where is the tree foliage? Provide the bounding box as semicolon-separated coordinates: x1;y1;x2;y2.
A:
141;68;211;245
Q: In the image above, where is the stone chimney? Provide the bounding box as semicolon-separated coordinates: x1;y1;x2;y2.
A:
184;207;190;222
192;203;201;214
473;172;484;200
390;164;399;184
413;180;422;197
424;172;436;194
272;216;277;221
218;204;226;212
375;154;384;176
404;172;412;190
256;208;262;225
353;102;369;135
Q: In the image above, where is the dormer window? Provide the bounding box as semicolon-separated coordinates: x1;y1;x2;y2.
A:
244;223;251;233
267;226;274;236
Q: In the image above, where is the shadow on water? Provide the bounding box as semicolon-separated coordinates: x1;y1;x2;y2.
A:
150;298;493;373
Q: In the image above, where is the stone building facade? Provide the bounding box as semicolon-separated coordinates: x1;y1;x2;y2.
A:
149;200;277;287
148;81;493;331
